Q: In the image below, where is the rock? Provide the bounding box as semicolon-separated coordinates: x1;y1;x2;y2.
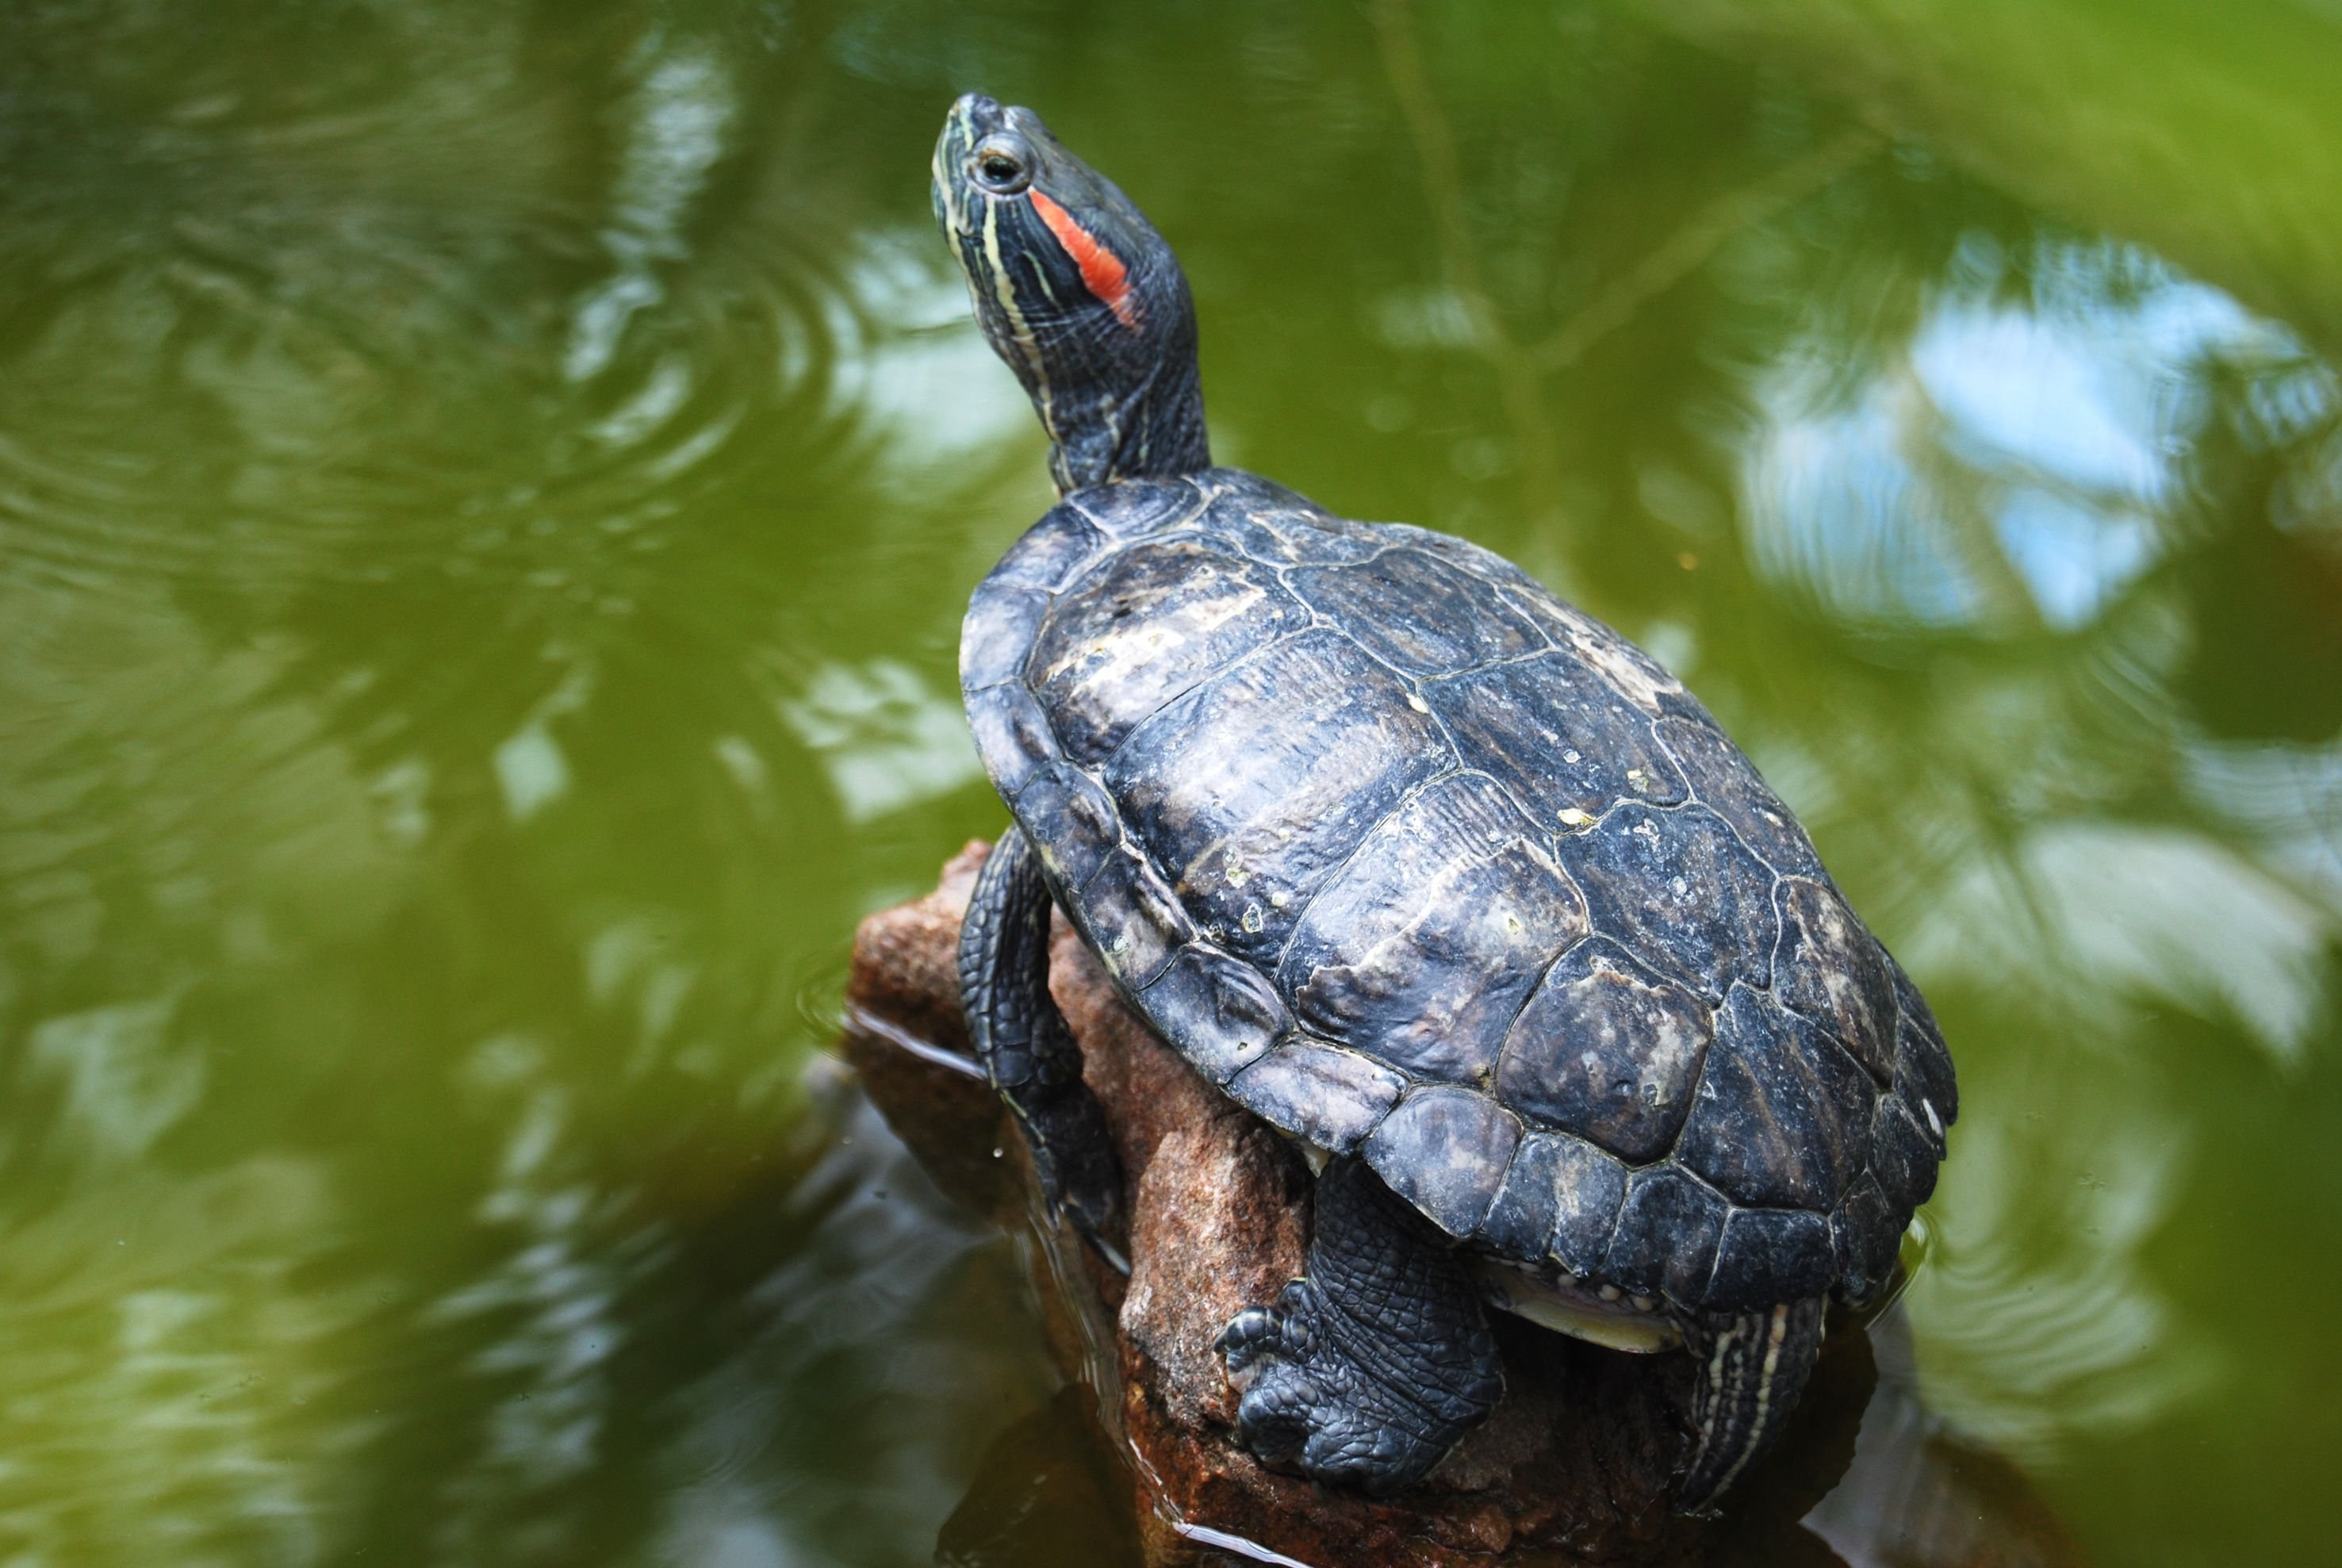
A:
841;846;2085;1568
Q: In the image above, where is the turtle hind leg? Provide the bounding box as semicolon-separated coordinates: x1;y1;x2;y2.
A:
956;827;1125;1267
1217;1156;1505;1496
1678;1297;1827;1513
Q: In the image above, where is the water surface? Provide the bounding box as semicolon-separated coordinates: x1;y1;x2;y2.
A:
2;2;2337;1563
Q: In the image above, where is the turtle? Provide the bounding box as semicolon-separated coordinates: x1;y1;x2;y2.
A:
933;92;1955;1512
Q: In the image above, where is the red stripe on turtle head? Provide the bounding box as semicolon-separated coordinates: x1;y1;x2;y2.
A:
1029;189;1140;328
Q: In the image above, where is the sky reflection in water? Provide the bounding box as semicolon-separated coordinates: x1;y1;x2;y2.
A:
0;2;2337;1565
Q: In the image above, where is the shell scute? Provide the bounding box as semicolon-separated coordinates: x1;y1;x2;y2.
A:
1707;1207;1837;1313
1068;474;1207;539
1775;876;1898;1083
1363;1085;1522;1240
1215;504;1387;566
1495;936;1712;1161
1604;1167;1727;1302
1104;629;1451;966
1673;985;1876;1211
1226;1039;1406;1154
1140;942;1291;1083
1287;548;1543;677
1546;1135;1632;1277
1656;714;1823;877
1830;1173;1903;1306
1504;591;1684;716
962;585;1052;692
989;503;1110;591
1481;1132;1567;1261
1374;523;1548;599
1190;470;1388;565
1079;844;1194;990
1282;773;1585;1086
1014;763;1122;893
964;681;1058;799
1888;957;1958;1129
1867;1093;1941;1211
1431;651;1688;826
1559;803;1778;1003
1031;539;1305;764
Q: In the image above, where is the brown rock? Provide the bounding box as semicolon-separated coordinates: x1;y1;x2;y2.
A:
843;847;2086;1568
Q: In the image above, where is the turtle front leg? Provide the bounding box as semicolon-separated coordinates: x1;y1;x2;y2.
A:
956;827;1126;1269
1677;1297;1826;1513
1217;1156;1504;1496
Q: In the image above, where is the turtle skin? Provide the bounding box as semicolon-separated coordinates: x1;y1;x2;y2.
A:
964;466;1954;1321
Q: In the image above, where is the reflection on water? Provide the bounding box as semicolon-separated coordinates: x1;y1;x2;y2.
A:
1915;821;2333;1065
1746;234;2309;634
1913;1074;2214;1465
1;1;2336;1563
784;660;986;823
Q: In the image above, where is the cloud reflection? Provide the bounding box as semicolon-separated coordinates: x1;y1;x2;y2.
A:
782;661;983;823
566;42;738;384
1745;236;2291;632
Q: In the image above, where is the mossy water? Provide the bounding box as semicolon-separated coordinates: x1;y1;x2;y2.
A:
2;3;2336;1564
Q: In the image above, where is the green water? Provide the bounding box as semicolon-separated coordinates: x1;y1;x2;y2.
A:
2;2;2337;1563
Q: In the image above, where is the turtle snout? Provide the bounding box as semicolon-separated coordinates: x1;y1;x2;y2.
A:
948;91;1006;136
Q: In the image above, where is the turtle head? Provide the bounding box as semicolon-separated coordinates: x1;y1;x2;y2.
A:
933;94;1209;494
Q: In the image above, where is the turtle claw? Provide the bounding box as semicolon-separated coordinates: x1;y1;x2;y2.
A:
1045;1159;1129;1275
1217;1302;1286;1382
1219;1282;1312;1383
1029;1118;1127;1271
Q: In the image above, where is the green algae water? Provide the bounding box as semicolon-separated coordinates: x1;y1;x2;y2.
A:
2;2;2337;1562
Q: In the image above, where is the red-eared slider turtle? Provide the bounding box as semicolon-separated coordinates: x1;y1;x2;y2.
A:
934;94;1955;1512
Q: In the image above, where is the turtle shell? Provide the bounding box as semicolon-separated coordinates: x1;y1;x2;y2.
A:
962;469;1955;1314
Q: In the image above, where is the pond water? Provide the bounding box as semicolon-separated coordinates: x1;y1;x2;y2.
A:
2;2;2338;1563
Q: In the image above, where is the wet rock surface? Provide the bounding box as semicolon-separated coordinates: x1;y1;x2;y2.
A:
841;846;2087;1568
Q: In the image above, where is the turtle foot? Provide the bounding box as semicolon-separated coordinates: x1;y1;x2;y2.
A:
1214;1158;1504;1496
1217;1281;1466;1494
957;827;1128;1273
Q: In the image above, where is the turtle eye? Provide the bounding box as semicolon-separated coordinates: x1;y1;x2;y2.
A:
972;135;1032;194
